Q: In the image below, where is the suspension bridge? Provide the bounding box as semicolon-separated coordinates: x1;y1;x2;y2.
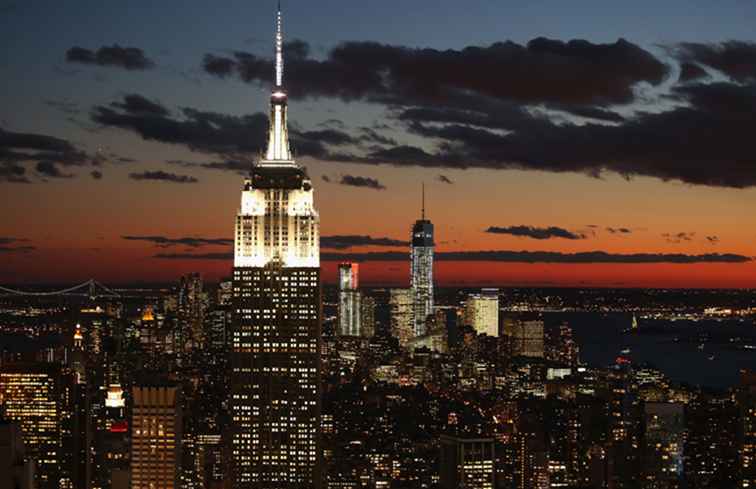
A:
0;279;120;298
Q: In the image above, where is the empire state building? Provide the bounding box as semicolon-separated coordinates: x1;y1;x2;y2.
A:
229;7;321;488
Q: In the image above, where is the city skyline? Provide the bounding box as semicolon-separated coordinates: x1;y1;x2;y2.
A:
3;1;756;288
2;4;756;489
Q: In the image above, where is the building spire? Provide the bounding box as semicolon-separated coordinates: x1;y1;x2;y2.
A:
262;2;293;164
421;182;425;220
275;1;283;87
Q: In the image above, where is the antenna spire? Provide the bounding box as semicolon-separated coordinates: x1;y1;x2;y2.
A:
421;182;425;220
275;2;283;87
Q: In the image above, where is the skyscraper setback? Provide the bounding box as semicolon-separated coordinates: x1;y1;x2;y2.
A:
411;185;434;337
228;6;322;489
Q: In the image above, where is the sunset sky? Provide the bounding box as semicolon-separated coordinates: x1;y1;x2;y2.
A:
2;0;756;287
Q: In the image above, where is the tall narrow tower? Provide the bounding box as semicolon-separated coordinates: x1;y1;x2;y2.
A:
229;6;322;488
411;184;434;337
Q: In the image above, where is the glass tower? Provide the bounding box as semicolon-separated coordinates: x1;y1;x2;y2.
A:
411;185;434;337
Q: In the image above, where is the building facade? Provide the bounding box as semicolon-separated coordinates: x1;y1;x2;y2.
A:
390;289;414;348
130;386;181;489
465;289;500;337
0;419;35;489
410;188;434;337
338;263;361;337
228;7;322;488
504;316;545;359
439;435;495;489
0;363;69;489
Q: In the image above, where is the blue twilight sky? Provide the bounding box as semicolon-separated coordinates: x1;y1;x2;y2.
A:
4;1;756;286
1;0;752;156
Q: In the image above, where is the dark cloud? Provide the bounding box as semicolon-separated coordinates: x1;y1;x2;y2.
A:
606;227;632;234
111;94;169;116
367;145;437;165
321;250;751;264
203;38;666;107
91;170;103;180
557;105;625;122
66;45;155;70
297;129;356;146
0;161;30;183
320;235;409;249
92;100;269;154
486;225;587;240
358;127;397;146
91;94;336;159
35;161;72;178
0;245;35;254
663;232;695;243
340;175;386;190
438;175;453;184
153;252;233;260
679;62;707;82
362;82;756;188
167;159;250;174
0;128;94;183
676;42;756;81
706;235;720;245
129;170;198;183
318;119;346;129
0;237;28;245
122;235;232;248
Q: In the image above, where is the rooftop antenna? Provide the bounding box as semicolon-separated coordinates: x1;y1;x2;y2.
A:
422;182;425;220
275;1;283;87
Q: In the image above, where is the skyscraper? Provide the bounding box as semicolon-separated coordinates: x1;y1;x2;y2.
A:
229;6;321;488
503;315;545;359
390;289;414;348
177;272;206;349
130;385;181;489
0;419;35;489
642;402;684;489
439;435;495;489
0;363;69;489
410;185;434;337
464;289;500;337
338;263;361;337
360;295;376;339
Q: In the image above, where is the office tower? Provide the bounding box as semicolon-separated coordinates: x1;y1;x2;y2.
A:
0;363;69;489
684;392;738;489
738;370;756;489
360;295;376;339
178;272;206;348
0;420;35;489
97;384;129;489
208;306;231;351
390;289;414;348
464;289;500;337
642;402;684;489
338;263;361;337
217;279;233;306
439;436;495;489
546;322;580;366
410;185;434;337
515;432;549;489
229;6;322;488
130;385;181;489
503;315;545;358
